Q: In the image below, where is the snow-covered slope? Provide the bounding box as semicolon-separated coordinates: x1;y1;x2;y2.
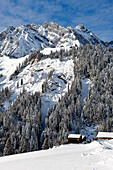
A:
0;140;113;170
75;24;105;45
0;22;112;117
0;45;93;119
0;22;109;58
38;22;105;48
0;24;51;58
0;50;75;116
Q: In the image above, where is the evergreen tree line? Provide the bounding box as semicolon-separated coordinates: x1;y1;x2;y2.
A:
0;91;42;156
0;87;11;111
9;50;43;81
43;47;76;61
42;77;82;149
42;44;113;149
77;45;113;132
0;44;113;155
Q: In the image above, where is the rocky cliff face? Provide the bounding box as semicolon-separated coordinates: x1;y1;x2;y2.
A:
0;24;51;58
0;22;112;58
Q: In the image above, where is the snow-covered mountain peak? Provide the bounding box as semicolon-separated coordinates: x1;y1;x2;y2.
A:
75;24;105;46
0;24;51;58
76;24;87;31
0;22;112;58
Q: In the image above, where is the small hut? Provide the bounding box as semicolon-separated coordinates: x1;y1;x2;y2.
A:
68;134;82;143
96;132;113;140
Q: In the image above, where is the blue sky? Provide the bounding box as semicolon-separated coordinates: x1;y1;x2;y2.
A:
0;0;113;41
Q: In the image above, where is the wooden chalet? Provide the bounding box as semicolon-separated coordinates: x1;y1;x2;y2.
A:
96;132;113;140
68;134;83;143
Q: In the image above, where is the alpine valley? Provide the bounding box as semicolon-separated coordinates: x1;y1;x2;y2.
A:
0;22;113;158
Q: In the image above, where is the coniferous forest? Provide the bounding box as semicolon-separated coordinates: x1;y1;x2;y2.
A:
0;44;113;156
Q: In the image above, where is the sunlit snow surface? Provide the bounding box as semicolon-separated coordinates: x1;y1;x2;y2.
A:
0;140;113;170
0;47;92;118
81;78;92;105
0;52;74;116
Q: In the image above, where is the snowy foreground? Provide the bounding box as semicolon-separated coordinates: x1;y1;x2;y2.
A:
0;140;113;170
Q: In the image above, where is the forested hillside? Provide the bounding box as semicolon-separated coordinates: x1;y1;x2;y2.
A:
0;91;42;156
0;44;113;156
42;45;113;148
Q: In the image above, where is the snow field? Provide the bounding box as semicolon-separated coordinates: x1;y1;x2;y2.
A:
0;140;113;170
0;53;74;116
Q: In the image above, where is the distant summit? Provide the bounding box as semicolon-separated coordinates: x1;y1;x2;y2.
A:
76;24;86;30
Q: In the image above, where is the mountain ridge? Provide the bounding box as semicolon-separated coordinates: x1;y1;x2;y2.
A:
0;22;112;58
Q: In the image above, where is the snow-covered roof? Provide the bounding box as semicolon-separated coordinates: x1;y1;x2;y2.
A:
68;134;81;139
82;135;85;139
97;132;113;138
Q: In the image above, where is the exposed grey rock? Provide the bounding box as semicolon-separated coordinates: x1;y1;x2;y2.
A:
0;22;112;58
